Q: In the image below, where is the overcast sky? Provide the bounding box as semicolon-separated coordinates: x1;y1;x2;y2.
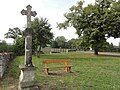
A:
0;0;119;45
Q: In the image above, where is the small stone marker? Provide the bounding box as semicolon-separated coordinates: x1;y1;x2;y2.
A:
18;5;39;90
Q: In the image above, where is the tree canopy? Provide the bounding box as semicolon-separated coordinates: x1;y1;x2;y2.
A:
58;0;120;55
52;36;67;48
32;17;53;53
4;27;22;43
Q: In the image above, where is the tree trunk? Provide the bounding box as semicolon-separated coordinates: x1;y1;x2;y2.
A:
36;45;41;58
94;48;98;55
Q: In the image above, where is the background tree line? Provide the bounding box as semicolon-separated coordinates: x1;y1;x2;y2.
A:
51;36;120;52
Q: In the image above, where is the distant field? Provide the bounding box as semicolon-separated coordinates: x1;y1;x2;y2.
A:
1;52;120;90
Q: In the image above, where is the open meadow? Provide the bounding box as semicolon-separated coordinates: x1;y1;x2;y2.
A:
1;52;120;90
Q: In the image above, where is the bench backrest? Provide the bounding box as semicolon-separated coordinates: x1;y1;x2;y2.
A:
43;60;71;64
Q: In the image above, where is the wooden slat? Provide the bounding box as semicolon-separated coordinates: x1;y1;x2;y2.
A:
42;60;71;64
44;65;73;69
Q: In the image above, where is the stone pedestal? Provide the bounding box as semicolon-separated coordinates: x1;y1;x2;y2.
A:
18;65;39;90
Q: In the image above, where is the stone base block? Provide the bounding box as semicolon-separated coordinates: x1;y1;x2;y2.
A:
18;65;39;90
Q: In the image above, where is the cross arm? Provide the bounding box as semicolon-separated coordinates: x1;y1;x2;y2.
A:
21;9;27;15
31;11;37;17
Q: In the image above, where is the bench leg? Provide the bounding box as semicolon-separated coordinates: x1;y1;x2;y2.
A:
66;67;71;73
45;68;49;75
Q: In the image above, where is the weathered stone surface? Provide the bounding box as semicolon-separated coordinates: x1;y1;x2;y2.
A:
25;36;33;66
21;5;37;67
23;28;32;36
19;5;39;90
21;5;37;28
25;36;32;49
0;53;14;78
25;50;33;67
18;65;39;90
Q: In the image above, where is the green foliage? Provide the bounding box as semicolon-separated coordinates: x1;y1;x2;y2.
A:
106;1;120;38
32;17;53;52
4;27;22;43
0;40;14;53
57;0;120;55
4;27;23;55
67;38;90;51
0;40;8;52
67;38;77;49
51;41;58;48
13;37;25;56
53;36;67;48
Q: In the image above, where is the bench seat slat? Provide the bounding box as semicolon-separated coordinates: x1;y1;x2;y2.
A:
43;60;71;64
44;65;73;69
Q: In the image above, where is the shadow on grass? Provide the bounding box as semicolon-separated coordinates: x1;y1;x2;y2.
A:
46;71;80;76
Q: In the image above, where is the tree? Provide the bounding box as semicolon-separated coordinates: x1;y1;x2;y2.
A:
51;41;58;48
67;38;80;50
58;0;118;55
0;40;8;52
109;43;114;52
54;36;67;48
32;17;53;55
4;27;22;43
67;38;90;50
0;40;14;53
67;39;76;49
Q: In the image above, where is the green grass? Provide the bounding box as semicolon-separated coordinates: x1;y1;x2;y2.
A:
1;52;120;90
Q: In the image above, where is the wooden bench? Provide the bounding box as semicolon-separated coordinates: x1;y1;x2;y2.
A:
42;60;72;75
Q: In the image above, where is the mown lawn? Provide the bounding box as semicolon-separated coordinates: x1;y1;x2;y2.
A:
1;52;120;90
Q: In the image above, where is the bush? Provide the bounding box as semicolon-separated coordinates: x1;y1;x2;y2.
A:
13;37;25;56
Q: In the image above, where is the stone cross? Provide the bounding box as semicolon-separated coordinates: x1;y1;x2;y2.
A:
21;5;37;28
21;5;37;67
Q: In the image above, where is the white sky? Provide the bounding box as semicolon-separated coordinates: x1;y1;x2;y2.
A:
0;0;119;46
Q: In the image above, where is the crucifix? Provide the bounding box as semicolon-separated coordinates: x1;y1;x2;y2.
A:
21;5;37;67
